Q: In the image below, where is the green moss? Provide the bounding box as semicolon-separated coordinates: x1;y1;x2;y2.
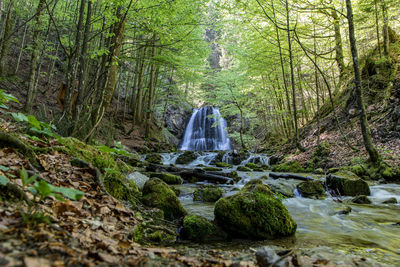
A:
237;166;252;172
149;172;182;184
271;160;305;173
146;153;162;165
215;162;233;168
58;137;132;173
227;171;241;182
103;172;139;208
296;180;325;199
142;178;186;220
169;185;181;196
203;167;223;172
182;215;215;241
326;172;370;196
351;195;371;204
193;185;222;202
131;222;177;245
176;151;197;164
245;163;258;170
214;180;296;239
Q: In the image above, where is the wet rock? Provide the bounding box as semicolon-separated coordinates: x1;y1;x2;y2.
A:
296;180;325;199
131;221;177;245
237;166;252;172
227;171;241;182
203;167;222;172
256;247;290;267
268;155;282;166
127;172;149;190
214;180;297;239
215;162;232;168
334;206;352;215
148;172;182;185
146;153;162;165
351;195;372;204
193;185;222;202
245;162;258;170
314;168;324;175
176;151;197;164
326;171;370;196
142;178;186;220
164;104;192;139
271;160;305;173
181;215;215;241
381;197;397;204
169;186;181;196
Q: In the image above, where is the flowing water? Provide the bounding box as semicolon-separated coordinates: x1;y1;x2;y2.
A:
159;152;400;265
179;106;231;151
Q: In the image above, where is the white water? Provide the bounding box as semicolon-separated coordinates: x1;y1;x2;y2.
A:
180;107;231;151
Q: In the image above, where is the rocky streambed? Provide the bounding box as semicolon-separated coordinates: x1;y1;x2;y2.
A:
134;151;400;266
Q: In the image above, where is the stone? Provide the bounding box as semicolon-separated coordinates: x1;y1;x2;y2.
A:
146;153;162;165
181;215;215;241
351;195;372;204
245;162;258;170
148;172;182;184
142;178;186;220
227;171;241;182
256;247;289;267
296;180;325;199
176;151;197;164
381;197;397;204
193;185;223;202
214;180;297;239
203;167;223;172
127;172;149;190
314;168;324;175
215;162;233;168
326;172;370;196
237;166;252;172
271;160;305;173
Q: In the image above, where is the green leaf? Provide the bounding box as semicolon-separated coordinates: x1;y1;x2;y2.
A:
0;175;10;186
52;193;65;202
27;115;42;130
50;185;84;201
12;112;28;122
34;180;52;198
0;165;9;171
0;103;8;109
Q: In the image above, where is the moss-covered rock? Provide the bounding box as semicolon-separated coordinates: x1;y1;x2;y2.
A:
245;162;258;170
193;185;223;202
104;173;139;208
326;172;370;196
203;167;223;172
296;180;325;199
146;153;162;165
227;171;241;182
237;166;252;172
176;151;197;164
181;215;215;241
170;186;181;196
148;172;182;185
142;178;186;220
58;137;133;172
271;160;305;173
131;222;177;245
382;197;397;204
214;180;296;239
351;195;372;204
215;162;232;168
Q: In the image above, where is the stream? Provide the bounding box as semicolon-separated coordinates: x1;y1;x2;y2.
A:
159;152;400;265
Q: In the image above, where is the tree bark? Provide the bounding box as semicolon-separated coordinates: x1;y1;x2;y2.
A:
380;0;389;56
345;0;380;164
24;0;45;113
331;10;345;76
0;0;14;77
145;33;157;138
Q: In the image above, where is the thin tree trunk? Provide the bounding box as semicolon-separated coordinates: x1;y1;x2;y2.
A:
14;23;28;74
331;10;345;76
380;0;389;56
145;34;157;138
346;0;380;164
24;0;45;112
374;0;382;58
0;0;14;77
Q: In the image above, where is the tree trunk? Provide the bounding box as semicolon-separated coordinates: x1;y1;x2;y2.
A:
14;23;27;74
380;0;389;56
374;0;382;58
145;34;157;138
0;0;14;77
24;0;45;113
331;10;345;76
346;0;380;164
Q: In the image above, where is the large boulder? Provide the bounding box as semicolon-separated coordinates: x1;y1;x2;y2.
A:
176;151;197;164
214;180;297;239
127;172;149;190
296;180;325;199
181;215;215;241
148;172;182;185
142;178;186;220
326;171;370;196
146;153;162;165
193;185;223;202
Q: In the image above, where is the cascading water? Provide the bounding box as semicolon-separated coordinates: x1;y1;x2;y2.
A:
180;106;231;151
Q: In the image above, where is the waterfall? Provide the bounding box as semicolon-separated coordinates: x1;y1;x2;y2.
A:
180;106;231;151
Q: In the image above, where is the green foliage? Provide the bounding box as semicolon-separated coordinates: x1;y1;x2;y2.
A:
11;112;58;138
271;160;305;173
0;90;18;110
